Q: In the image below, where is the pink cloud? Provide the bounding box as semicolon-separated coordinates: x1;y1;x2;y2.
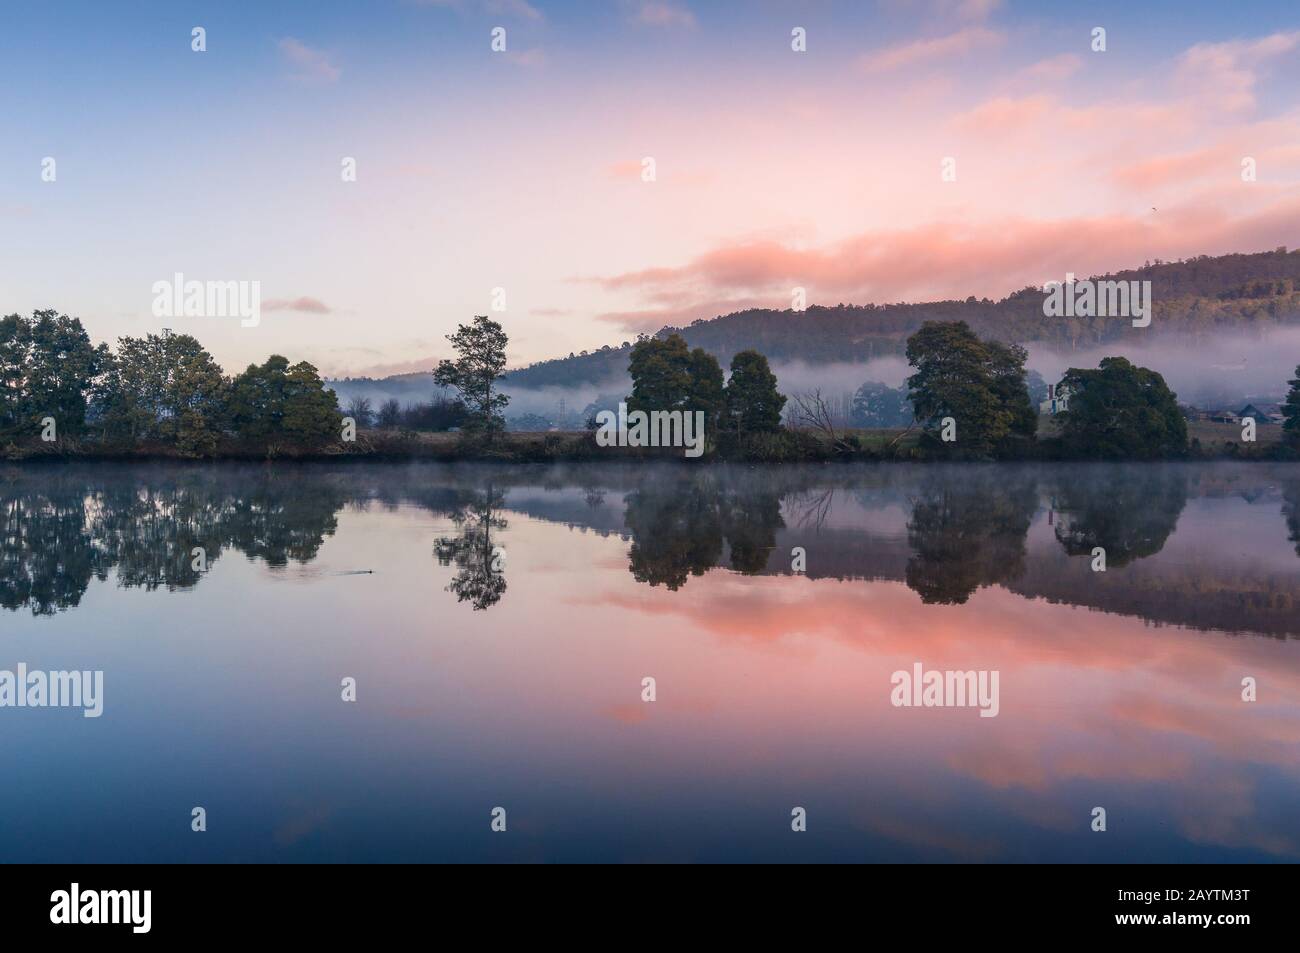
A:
1018;53;1082;83
278;38;340;85
1112;143;1242;191
633;2;696;29
587;197;1300;322
263;297;333;314
858;27;1004;74
1176;32;1300;113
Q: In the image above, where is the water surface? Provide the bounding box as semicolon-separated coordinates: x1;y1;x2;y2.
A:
2;461;1299;862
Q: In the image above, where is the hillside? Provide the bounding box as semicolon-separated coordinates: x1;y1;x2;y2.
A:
505;246;1300;389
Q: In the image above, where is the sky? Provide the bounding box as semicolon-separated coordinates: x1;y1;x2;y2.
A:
2;0;1298;377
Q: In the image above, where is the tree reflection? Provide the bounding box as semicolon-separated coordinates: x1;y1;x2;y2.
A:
0;468;349;614
1284;478;1300;559
1048;467;1187;568
623;473;785;589
434;485;508;610
904;469;1037;604
0;478;107;614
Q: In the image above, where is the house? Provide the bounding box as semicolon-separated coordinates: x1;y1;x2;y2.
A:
1237;403;1284;424
1039;383;1070;415
1206;410;1240;424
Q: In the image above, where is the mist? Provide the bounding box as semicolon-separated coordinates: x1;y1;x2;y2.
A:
1026;327;1300;407
328;328;1300;428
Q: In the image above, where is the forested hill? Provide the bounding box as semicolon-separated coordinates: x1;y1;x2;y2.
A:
505;246;1300;388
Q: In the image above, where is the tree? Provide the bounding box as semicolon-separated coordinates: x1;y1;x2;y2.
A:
687;347;725;430
851;381;912;428
229;355;341;451
985;340;1037;445
1284;364;1300;447
905;321;1030;458
345;395;374;429
627;333;693;414
91;333;228;454
0;310;103;438
1057;356;1187;459
160;335;229;455
377;398;402;429
725;350;785;435
433;316;509;435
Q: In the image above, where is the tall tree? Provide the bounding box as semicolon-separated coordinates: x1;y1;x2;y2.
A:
905;321;1026;458
985;340;1037;444
159;335;229;455
0;310;103;438
687;347;726;430
433;316;510;435
725;349;786;435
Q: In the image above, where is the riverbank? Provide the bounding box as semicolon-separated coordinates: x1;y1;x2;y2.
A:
3;420;1295;464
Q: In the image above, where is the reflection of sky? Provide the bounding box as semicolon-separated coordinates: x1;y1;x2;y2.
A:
1;472;1298;862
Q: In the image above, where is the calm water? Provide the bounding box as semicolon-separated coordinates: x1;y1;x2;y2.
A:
2;461;1299;863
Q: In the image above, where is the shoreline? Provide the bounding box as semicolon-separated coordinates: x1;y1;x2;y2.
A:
3;425;1294;465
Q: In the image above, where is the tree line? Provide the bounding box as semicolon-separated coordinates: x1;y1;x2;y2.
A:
2;310;341;454
435;313;1300;461
7;307;1297;462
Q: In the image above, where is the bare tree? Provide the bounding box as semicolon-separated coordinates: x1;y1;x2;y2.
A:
345;395;374;428
790;390;855;454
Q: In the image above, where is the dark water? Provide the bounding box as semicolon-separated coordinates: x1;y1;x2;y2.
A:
2;461;1299;862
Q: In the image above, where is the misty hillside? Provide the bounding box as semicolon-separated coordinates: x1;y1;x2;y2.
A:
506;246;1300;389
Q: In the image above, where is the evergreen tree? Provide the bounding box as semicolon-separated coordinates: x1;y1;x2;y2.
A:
725;350;786;434
687;347;725;430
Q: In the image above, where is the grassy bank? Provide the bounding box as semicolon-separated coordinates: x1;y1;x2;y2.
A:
4;422;1295;464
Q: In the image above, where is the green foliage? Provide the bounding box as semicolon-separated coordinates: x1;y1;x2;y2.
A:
1057;357;1188;459
627;333;694;413
229;355;342;451
0;310;103;437
433;315;509;434
905;321;1033;459
96;333;229;454
687;347;726;430
725;349;786;434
